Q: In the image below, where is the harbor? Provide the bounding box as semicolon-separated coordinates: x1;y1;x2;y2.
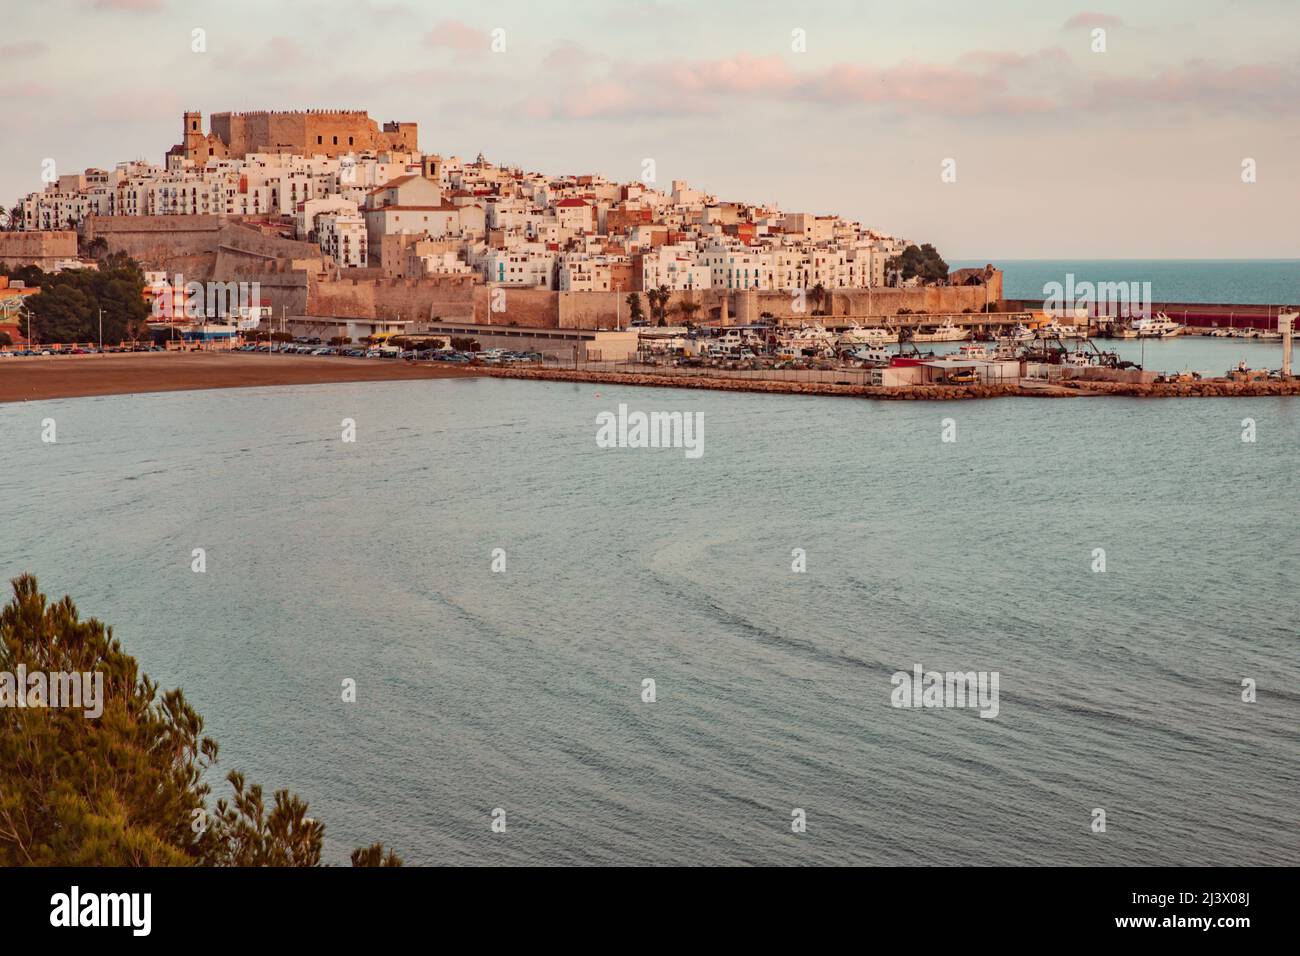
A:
555;307;1300;399
481;361;1300;400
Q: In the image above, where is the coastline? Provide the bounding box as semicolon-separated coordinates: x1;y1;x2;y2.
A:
4;351;1297;405
481;366;1300;400
0;352;479;404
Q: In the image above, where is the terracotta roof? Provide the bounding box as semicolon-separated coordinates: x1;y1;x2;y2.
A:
556;198;588;208
366;174;419;195
369;204;460;212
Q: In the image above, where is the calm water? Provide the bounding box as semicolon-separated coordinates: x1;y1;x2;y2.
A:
1;377;1297;865
952;259;1300;306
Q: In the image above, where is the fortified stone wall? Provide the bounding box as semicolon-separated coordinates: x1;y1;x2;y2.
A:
470;287;560;327
0;231;77;269
84;215;223;273
463;282;1007;331
221;264;311;317
213;223;324;268
730;279;1004;323
309;275;477;322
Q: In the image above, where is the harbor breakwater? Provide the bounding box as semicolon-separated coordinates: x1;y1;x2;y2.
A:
482;366;1300;400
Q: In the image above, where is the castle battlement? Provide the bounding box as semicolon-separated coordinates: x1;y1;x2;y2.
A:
213;109;372;118
171;110;418;163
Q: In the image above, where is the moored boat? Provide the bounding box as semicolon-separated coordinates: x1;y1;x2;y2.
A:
836;324;899;346
911;318;969;343
1132;312;1184;337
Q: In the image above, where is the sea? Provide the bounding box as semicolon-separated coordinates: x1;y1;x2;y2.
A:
1;372;1296;865
951;259;1300;306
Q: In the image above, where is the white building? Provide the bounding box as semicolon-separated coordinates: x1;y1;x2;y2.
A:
317;213;368;268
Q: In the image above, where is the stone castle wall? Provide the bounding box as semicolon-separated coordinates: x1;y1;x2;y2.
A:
206;110;417;159
309;275;477;322
0;231;77;269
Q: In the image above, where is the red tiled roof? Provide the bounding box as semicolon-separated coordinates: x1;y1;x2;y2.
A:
366;174;419;195
369;204;459;212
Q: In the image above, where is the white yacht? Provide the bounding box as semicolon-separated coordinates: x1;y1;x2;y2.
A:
910;318;969;343
1132;312;1183;337
785;323;837;356
844;346;893;365
1036;319;1087;339
836;324;899;347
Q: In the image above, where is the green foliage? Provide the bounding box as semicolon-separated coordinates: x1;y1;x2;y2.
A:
0;332;11;347
351;842;403;867
644;285;672;325
19;255;150;344
0;575;401;867
0;262;46;288
893;244;949;284
625;292;644;323
810;282;827;315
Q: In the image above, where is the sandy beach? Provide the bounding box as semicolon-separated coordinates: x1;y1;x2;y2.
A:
0;352;479;404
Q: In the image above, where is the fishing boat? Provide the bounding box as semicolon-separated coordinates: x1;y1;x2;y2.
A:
911;318;969;343
951;343;991;360
1006;323;1037;343
1062;348;1101;368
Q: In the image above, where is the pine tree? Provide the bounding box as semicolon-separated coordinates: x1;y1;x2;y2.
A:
0;575;402;867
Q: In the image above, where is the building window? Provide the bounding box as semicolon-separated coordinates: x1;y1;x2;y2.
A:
317;136;323;144
333;136;338;145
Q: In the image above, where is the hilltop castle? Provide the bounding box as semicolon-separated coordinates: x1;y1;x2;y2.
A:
167;110;418;164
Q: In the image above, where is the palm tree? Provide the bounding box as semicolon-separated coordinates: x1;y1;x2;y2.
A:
810;283;827;316
625;292;644;324
655;285;671;325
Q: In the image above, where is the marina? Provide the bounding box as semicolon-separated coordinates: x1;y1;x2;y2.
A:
621;309;1299;396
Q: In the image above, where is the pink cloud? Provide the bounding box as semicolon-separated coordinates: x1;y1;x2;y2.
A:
228;36;306;74
0;41;47;58
516;44;1300;123
665;54;797;95
1088;60;1298;109
542;43;593;72
1064;12;1123;29
92;0;163;11
426;19;488;52
10;82;56;98
641;50;1068;117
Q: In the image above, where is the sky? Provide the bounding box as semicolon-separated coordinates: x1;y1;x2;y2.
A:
2;0;1298;259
